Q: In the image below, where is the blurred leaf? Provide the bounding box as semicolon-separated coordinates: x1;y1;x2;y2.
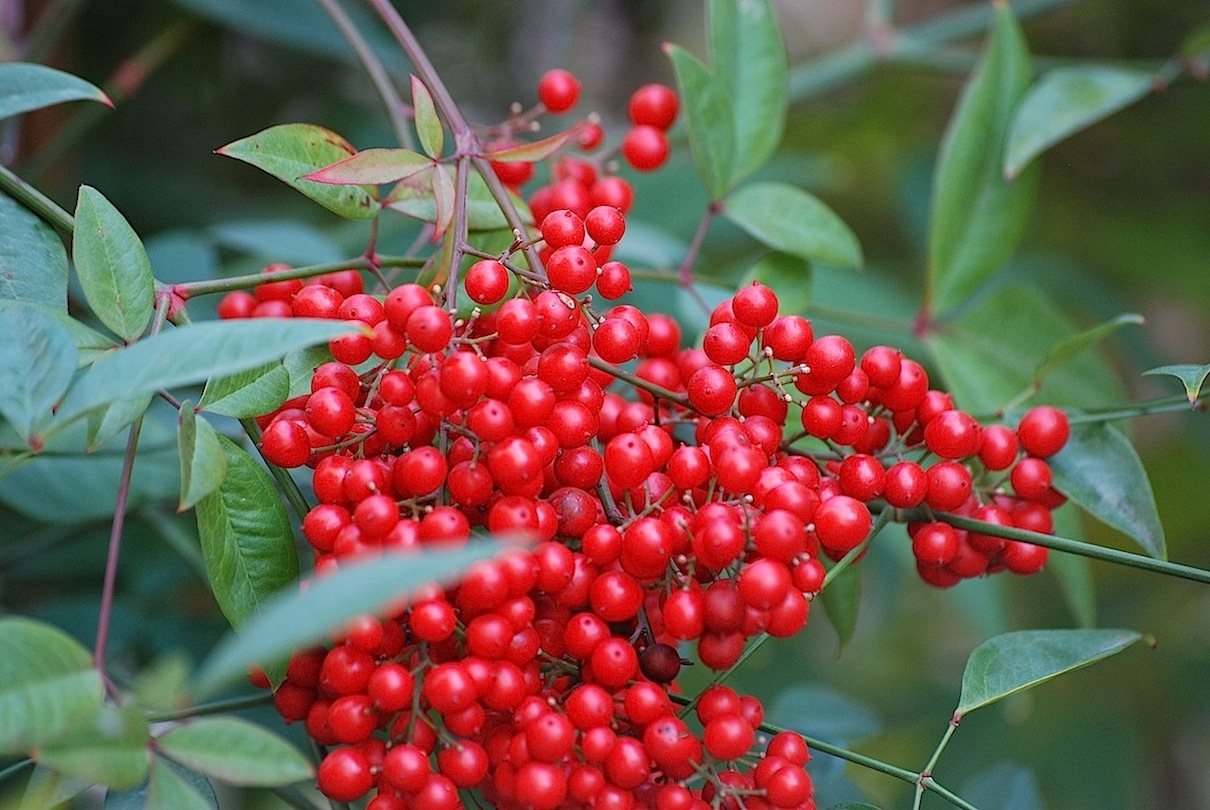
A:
216;124;380;220
740;253;810;316
666;43;734;201
956;628;1142;716
411;75;444;158
198;361;290;418
208;220;342;265
769;684;882;743
0;300;120;366
927;4;1038;315
820;563;861;651
156;718;312;786
432;162;455;239
707;0;787;186
1180;22;1210;62
1049;422;1166;559
386;169;529;231
303;147;431;185
18;765;94;810
1049;506;1096;628
37;706;150;790
54;319;358;427
195;434;299;629
177;405;227;512
0;62;110;120
0;193;70;309
86;394;153;452
724;182;862;269
0;617;104;754
0;304;78;445
1142;363;1210;405
1005;66;1153;179
194;543;501;698
73;186;156;343
105;758;217;810
129;653;193;713
961;762;1044;810
484;129;580;163
1034;312;1143;384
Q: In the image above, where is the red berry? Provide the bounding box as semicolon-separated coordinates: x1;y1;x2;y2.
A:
622;125;670;171
538;68;581;113
627;83;679;130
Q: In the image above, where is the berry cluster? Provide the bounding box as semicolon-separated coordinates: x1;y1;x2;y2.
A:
218;68;1070;809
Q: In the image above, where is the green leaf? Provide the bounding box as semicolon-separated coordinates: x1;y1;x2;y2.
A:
73;186;156;343
284;344;333;398
1005;66;1153;180
54;318;359;426
1034;312;1143;384
411;75;444;158
128;653;193;713
86;394;154;452
177;405;228;512
19;765;94;810
0;192;70;309
483;129;580;163
37;706;151;791
0;300;115;370
927;4;1038;315
0;617;104;754
820;563;861;651
0;62;111;121
961;762;1044;810
105;758;218;810
208;220;342;265
302;147;431;185
707;0;788;186
386;169;530;231
216;124;380;220
431;162;455;239
1049;506;1096;628
198;361;290;418
725;182;862;269
156;718;313;786
739;253;810;315
194;543;500;698
665;43;734;201
1142;363;1210;405
769;684;881;744
1049;421;1166;559
195;434;299;629
956;628;1142;716
0;303;78;445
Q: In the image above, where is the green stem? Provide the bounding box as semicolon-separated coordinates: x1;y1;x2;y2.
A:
0;162;74;233
19;0;89;63
170;255;424;298
0;758;34;785
240;418;313;524
905;509;1210;586
586;356;691;408
147;692;274;723
823;506;894;589
676;632;771;722
1066;393;1207;424
914;715;961;809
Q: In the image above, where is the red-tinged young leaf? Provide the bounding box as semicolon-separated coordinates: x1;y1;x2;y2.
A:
0;304;78;446
666;43;734;201
155;718;313;787
483;128;581;163
1049;422;1167;559
0;63;111;121
1005;66;1153;180
412;75;444;158
1142;363;1210;406
956;629;1142;716
195;434;299;629
387;168;528;231
302;147;431;185
0;617;104;755
724;182;862;269
35;706;150;790
432;162;455;238
707;0;788;186
73;186;156;343
0;193;69;310
927;4;1038;315
216;124;380;219
177;404;227;512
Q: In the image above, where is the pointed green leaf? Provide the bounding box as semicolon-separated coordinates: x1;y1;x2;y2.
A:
927;4;1038;314
740;252;810;315
54;318;359;426
105;759;217;810
1005;66;1153;179
216;124;380;220
19;765;94;810
707;0;787;185
1049;421;1166;559
302;147;431;185
284;344;334;398
0;617;104;754
411;75;444;158
195;434;299;629
386;169;530;231
724;182;862;268
484;129;580;164
432;162;455;239
86;394;154;452
820;562;860;651
156;718;312;787
0;303;78;445
0;299;118;367
0;63;111;121
194;543;500;698
36;706;150;790
1;192;70;309
178;405;228;512
198;361;290;418
1034;312;1143;384
1142;363;1210;405
956;628;1142;716
73;186;156;342
666;43;734;201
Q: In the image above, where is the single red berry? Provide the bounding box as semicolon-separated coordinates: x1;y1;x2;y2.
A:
1017;405;1070;458
627;83;679;130
538;68;581;113
622;125;670;171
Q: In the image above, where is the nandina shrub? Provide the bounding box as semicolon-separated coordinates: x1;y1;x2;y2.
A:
0;3;1207;810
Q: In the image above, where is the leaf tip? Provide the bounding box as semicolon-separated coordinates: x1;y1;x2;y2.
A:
100;91;116;109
